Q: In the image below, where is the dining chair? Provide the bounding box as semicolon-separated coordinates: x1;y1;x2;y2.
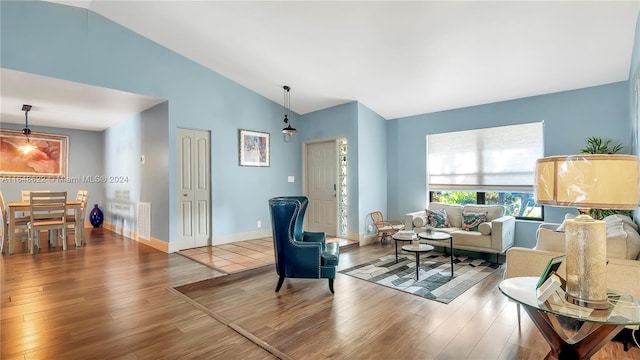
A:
28;191;67;254
66;190;88;246
0;192;29;255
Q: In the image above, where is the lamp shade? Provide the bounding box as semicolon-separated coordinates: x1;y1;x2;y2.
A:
535;154;640;210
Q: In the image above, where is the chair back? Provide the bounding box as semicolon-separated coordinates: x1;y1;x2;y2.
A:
22;190;52;202
75;190;89;220
29;191;67;225
0;192;7;223
268;196;309;275
370;211;384;227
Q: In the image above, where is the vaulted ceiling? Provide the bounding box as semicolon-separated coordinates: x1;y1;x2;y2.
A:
3;1;639;130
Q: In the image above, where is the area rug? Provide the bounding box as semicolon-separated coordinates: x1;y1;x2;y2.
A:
339;253;500;304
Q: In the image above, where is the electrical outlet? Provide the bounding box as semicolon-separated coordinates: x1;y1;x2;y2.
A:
257;220;262;228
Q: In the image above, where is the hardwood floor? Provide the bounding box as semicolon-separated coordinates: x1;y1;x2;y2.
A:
2;229;638;359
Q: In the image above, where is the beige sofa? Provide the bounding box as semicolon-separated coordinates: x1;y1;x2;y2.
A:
404;202;515;259
505;214;640;300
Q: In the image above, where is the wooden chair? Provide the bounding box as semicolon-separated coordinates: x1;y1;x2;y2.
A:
66;190;88;246
370;211;404;243
0;192;29;255
28;191;67;254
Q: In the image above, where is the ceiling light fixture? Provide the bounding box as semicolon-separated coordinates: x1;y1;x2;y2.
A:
19;104;35;154
281;85;296;140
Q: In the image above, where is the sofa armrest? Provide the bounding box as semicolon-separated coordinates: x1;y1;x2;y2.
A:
490;216;515;253
535;226;566;252
505;247;566;279
404;211;425;231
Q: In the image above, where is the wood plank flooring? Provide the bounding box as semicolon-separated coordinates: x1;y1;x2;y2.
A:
2;229;638;359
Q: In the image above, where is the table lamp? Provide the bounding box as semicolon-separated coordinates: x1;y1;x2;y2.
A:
535;154;639;309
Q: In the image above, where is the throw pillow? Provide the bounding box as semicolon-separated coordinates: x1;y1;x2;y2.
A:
425;208;449;228
462;212;487;232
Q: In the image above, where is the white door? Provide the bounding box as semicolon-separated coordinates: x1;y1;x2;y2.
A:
177;128;211;250
306;140;337;235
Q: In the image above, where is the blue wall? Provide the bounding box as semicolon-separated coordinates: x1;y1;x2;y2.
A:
356;103;388;236
1;1;302;248
2;1;637;251
388;82;630;248
300;102;360;236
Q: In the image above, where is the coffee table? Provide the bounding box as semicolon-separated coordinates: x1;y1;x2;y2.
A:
392;230;416;263
418;231;454;277
401;244;435;280
499;277;640;359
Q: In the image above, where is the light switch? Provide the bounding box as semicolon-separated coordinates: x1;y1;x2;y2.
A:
288;176;295;183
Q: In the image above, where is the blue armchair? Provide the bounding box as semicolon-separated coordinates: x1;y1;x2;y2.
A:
268;196;340;293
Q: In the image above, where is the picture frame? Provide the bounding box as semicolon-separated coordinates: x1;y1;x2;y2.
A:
238;129;270;167
0;129;69;178
536;255;565;289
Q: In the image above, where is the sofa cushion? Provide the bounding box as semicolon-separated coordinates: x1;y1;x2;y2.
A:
462;212;487;232
426;208;450;228
478;222;492;236
451;231;492;249
462;204;505;222
428;202;464;228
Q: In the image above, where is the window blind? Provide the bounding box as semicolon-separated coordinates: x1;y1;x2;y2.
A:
427;122;544;192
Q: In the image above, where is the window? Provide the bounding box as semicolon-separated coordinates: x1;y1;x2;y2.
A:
430;191;543;219
427;122;544;220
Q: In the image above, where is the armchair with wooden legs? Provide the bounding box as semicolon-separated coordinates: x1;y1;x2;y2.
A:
370;211;404;243
268;196;340;293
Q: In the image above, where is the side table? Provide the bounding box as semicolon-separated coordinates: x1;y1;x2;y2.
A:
499;277;640;359
418;231;454;277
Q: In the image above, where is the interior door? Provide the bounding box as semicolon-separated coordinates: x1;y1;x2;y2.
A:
306;140;337;235
177;128;211;250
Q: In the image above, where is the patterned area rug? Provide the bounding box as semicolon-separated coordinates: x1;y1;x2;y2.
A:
339;253;500;304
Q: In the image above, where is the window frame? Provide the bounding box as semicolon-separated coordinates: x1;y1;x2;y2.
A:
429;190;544;221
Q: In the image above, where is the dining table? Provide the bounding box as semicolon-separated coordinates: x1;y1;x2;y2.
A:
7;199;83;254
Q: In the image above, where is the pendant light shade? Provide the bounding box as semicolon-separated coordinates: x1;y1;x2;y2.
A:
19;104;35;154
281;86;296;136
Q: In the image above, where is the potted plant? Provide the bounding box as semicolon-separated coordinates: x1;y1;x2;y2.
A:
580;137;632;219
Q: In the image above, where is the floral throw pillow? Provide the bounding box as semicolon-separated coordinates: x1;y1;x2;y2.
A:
425;209;450;228
462;212;488;232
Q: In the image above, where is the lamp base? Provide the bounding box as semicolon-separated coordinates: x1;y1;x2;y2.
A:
565;293;609;310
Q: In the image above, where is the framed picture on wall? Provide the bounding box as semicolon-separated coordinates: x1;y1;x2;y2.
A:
239;129;270;167
0;129;69;178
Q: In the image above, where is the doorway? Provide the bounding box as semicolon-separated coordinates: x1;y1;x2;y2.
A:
305;138;348;237
176;128;211;250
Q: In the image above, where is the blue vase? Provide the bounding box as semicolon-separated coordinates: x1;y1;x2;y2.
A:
89;204;104;228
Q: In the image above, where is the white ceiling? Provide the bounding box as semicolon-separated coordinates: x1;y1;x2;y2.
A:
1;68;165;131
3;1;640;130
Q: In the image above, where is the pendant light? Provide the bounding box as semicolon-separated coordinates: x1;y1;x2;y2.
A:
281;85;296;139
19;104;35;154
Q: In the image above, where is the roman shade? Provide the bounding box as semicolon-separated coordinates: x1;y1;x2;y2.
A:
427;122;544;192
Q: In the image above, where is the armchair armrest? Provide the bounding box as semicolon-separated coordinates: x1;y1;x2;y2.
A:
490;216;515;253
303;231;326;245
